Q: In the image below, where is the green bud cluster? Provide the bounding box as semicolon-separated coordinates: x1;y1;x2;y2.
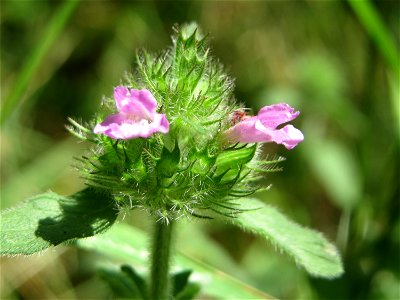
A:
68;24;282;222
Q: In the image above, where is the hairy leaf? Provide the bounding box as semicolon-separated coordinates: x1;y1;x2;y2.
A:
0;189;117;255
226;198;344;278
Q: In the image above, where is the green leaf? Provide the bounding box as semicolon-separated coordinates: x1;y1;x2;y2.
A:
76;223;274;299
172;270;201;300
0;188;117;255
175;283;201;300
172;270;192;296
226;198;344;278
121;265;148;299
98;265;145;299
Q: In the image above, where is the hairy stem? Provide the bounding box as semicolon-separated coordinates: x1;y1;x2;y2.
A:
150;220;174;300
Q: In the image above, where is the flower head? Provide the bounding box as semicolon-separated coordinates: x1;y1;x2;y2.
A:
224;103;304;149
94;86;169;139
70;25;304;222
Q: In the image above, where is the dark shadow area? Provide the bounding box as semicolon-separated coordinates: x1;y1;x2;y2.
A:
35;188;118;246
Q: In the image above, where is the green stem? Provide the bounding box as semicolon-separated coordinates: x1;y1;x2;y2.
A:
150;220;174;300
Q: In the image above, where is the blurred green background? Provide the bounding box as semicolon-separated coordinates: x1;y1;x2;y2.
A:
1;0;399;299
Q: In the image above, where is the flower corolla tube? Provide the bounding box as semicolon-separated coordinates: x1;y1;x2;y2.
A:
225;103;304;149
94;86;169;139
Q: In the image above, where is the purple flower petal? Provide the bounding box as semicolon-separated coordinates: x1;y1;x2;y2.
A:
114;86;157;119
257;103;300;129
255;121;304;150
279;125;305;150
151;113;170;134
94;87;170;140
94;113;126;128
224;104;304;149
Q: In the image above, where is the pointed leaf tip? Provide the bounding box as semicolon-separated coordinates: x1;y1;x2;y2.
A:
225;198;344;278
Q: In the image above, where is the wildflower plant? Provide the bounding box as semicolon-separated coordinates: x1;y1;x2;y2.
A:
1;24;343;299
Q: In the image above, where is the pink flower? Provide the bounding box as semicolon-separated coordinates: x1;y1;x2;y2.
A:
224;103;304;150
94;86;169;139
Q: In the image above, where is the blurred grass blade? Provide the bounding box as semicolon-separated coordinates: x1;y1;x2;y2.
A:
1;0;79;124
303;137;362;210
389;74;400;138
77;223;275;299
1;137;84;208
348;0;398;72
227;198;344;278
